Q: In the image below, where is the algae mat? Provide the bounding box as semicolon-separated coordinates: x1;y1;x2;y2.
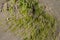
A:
0;0;56;40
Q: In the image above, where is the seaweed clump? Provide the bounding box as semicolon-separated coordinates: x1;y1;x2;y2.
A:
4;0;56;40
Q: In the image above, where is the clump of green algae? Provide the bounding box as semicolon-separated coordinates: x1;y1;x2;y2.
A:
3;0;56;40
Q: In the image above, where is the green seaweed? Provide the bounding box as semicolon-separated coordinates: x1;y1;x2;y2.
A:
3;0;56;40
